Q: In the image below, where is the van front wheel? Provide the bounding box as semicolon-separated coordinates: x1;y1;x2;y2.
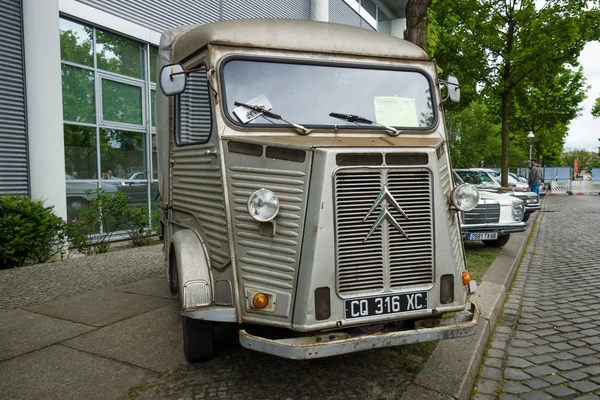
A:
182;317;214;362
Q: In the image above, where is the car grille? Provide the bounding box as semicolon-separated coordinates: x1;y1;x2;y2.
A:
463;201;500;224
334;168;434;295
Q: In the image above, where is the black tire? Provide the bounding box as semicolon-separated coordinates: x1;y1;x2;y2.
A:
182;316;215;362
482;234;511;248
522;212;531;222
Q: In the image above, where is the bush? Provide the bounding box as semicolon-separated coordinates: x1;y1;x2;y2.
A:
0;196;67;269
122;207;161;248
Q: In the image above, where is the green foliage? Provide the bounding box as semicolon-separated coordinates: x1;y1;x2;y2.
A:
431;0;600;179
592;97;600;118
0;196;67;269
560;148;600;172
66;189;159;255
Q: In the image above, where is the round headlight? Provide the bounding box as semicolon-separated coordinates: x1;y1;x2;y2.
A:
451;184;480;212
247;189;280;222
513;199;524;221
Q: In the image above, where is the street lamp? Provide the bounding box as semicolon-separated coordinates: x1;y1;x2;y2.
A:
527;131;535;169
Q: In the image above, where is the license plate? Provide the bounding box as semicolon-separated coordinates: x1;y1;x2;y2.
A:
344;291;428;319
467;232;498;240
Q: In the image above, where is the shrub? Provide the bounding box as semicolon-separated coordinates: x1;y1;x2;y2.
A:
0;196;67;269
122;207;159;247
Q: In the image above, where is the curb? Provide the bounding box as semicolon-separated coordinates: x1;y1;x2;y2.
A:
400;207;542;400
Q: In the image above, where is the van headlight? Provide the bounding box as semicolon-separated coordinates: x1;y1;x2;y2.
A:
248;189;279;222
513;200;524;221
451;184;479;211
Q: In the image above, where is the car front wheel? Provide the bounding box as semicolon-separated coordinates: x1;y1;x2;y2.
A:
482;234;511;248
182;316;215;362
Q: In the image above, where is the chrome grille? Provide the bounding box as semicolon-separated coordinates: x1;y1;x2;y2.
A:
335;168;434;295
463;202;500;224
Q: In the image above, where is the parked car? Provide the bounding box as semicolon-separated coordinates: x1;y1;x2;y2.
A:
65;174;118;208
454;169;540;222
453;172;526;247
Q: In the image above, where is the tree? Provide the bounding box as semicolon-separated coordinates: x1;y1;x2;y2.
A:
561;148;600;172
431;0;600;185
405;0;433;50
592;97;600;118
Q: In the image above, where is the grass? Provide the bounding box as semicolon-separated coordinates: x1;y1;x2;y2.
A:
394;341;439;374
465;246;502;283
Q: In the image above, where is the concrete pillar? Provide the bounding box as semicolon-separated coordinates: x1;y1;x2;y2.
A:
313;0;329;22
390;18;406;39
23;0;67;219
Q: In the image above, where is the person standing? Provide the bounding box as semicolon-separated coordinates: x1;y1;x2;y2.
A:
529;158;543;195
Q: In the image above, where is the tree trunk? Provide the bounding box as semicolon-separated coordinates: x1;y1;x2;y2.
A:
501;92;510;187
404;0;432;51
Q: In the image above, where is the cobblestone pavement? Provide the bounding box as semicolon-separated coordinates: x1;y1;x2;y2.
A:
473;195;600;400
126;330;414;400
0;244;164;311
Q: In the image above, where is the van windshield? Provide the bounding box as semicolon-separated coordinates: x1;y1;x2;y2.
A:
221;59;435;129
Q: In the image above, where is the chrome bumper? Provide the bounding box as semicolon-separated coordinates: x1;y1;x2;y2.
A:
239;303;479;360
525;204;541;212
461;221;526;235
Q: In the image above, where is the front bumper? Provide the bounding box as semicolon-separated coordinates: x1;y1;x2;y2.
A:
524;203;541;212
239;303;479;359
460;221;526;235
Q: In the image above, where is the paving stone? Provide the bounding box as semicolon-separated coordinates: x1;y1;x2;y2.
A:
552;352;576;360
531;338;550;346
569;381;600;393
581;365;600;375
488;349;505;358
481;367;503;381
516;332;538;340
552;360;583;371
591;376;600;384
525;365;559;378
522;392;553;400
502;381;531;394
527;355;555;364
570;347;596;356
551;343;574;351
505;368;531;381
477;379;499;395
485;357;504;368
507;357;533;368
508;348;534;357
499;394;520;400
529;346;556;355
491;341;507;350
524;379;550;390
511;339;534;348
540;374;568;385
545;385;577;397
474;394;495;400
543;335;566;343
573;395;600;400
581;337;600;345
561;370;588;381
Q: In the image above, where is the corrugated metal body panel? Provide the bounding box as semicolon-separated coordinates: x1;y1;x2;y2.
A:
222;0;310;21
0;0;28;195
76;0;221;33
179;70;211;144
329;0;361;27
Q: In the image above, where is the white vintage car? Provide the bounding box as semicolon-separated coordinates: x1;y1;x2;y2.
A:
454;171;526;247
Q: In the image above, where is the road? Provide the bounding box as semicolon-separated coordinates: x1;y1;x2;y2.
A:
473;195;600;399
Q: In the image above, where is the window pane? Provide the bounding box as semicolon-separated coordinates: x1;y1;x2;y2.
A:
178;69;212;145
60;19;93;66
100;128;146;181
96;29;143;79
378;8;391;21
361;0;377;19
62;65;96;123
151;134;157;179
150;47;158;83
151;89;156;127
64;124;97;179
102;79;143;125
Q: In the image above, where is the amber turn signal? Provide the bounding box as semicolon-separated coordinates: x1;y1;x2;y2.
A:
462;271;471;286
252;293;269;309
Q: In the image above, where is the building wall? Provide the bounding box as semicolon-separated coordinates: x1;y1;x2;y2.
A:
0;0;28;195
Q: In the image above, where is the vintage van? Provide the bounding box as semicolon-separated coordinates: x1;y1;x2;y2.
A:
156;19;480;361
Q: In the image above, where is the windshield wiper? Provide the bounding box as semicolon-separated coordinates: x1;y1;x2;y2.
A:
329;112;402;136
234;101;308;134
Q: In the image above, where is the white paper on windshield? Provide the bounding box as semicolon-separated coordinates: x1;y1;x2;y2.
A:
373;96;419;127
233;94;273;124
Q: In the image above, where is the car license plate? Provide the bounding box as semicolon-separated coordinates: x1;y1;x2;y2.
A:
344;291;428;319
467;232;498;240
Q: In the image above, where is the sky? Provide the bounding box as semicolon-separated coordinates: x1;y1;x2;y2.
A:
563;41;600;152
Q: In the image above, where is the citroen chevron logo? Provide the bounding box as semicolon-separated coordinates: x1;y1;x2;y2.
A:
363;186;409;242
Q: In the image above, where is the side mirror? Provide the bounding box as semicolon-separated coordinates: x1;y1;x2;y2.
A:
446;75;460;103
159;63;186;96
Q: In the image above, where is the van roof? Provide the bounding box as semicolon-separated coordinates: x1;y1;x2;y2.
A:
165;18;429;63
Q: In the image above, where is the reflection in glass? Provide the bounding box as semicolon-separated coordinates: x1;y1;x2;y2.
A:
100;128;146;181
96;29;143;79
151;134;157;177
59;18;93;66
151;89;156;127
150;47;158;83
361;0;377;19
64;124;97;179
102;80;143;125
62;65;95;123
223;60;435;128
377;8;391;34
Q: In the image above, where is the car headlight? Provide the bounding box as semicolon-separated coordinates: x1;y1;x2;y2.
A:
513;200;524;221
451;184;479;211
247;189;279;222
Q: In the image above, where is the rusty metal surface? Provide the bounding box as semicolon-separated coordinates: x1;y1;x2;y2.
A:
239;303;479;360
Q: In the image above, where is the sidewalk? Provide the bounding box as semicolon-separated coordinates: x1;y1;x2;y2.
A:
0;245;181;400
